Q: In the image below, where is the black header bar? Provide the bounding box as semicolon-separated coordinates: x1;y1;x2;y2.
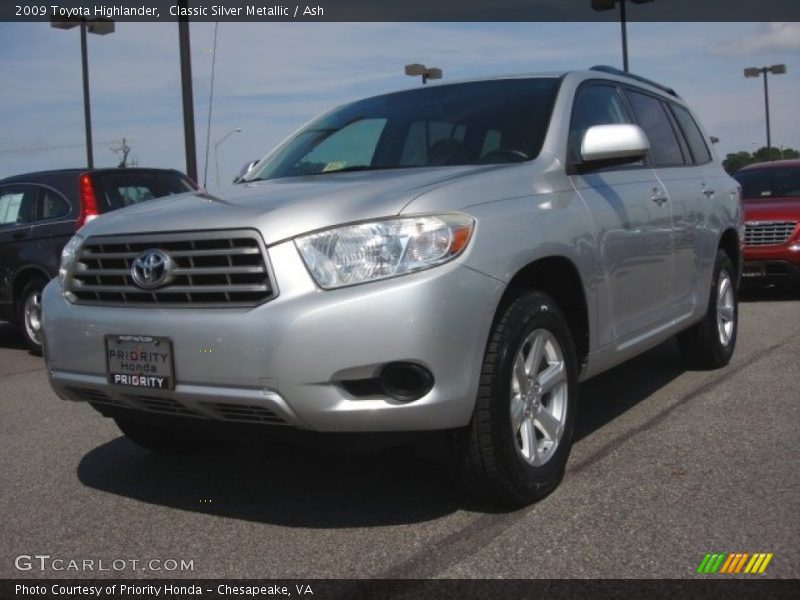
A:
4;0;800;22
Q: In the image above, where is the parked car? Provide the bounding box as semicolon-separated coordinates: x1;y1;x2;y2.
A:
0;168;198;351
42;67;742;505
732;159;800;286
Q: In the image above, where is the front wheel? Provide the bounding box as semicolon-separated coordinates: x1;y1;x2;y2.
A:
677;249;738;369
450;291;578;507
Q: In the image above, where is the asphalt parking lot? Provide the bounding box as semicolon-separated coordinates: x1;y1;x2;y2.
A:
1;286;798;580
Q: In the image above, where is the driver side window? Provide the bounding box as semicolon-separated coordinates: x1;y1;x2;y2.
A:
569;84;633;163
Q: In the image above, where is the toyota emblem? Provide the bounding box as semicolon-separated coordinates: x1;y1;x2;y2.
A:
131;249;174;290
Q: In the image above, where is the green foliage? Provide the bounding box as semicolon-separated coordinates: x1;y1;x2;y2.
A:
722;146;800;174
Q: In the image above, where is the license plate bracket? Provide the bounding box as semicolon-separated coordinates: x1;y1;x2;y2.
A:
105;335;175;390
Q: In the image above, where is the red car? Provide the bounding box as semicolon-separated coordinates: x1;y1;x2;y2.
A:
733;159;800;285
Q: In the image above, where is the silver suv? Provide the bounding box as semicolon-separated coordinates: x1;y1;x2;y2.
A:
42;67;743;505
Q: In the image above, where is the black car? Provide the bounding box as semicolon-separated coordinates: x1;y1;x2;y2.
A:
0;168;198;351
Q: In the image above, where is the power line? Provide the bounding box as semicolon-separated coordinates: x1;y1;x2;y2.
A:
202;21;219;189
0;141;114;154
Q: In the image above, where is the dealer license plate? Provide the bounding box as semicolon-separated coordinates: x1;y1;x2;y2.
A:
105;335;175;390
742;262;766;278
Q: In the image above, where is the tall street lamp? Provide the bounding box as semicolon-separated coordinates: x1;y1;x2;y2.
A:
744;64;787;161
214;128;242;188
591;0;653;73
51;17;115;169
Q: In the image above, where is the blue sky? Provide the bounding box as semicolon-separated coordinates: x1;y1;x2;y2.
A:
0;22;798;186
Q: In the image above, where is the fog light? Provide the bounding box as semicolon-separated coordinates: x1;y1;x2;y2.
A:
379;362;434;402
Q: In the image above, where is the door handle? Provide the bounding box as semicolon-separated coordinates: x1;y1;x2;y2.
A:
13;230;29;240
702;189;715;198
651;188;668;206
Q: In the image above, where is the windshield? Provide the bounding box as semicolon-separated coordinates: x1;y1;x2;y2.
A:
248;78;560;181
733;166;800;200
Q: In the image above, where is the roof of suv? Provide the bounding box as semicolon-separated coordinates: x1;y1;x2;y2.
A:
737;159;800;172
0;167;186;184
395;66;681;105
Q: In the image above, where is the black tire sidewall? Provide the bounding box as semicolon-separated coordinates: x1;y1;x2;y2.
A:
708;252;738;365
490;292;579;498
16;278;46;352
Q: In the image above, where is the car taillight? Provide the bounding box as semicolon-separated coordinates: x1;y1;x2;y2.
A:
77;173;99;230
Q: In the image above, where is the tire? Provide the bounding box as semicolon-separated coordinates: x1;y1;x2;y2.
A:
677;249;738;369
450;291;579;507
114;417;210;454
16;277;47;354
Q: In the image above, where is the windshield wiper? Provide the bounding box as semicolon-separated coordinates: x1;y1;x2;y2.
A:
313;165;413;175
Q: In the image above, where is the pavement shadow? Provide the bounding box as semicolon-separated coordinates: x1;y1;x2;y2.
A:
575;338;685;442
78;433;466;528
739;281;800;303
0;322;27;351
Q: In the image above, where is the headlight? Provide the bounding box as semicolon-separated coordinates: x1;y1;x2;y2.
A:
58;233;84;285
295;214;474;289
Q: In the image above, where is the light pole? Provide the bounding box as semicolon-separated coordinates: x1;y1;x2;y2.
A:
404;64;442;85
744;64;787;161
51;17;115;169
214;128;242;188
178;2;198;184
591;0;653;73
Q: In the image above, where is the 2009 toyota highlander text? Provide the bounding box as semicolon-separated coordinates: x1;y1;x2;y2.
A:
42;67;743;505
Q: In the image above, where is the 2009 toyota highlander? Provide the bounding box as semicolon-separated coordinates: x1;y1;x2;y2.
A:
42;67;743;505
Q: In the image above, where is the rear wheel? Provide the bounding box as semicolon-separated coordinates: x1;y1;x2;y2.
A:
114;418;210;454
16;277;46;354
677;250;738;369
450;291;578;506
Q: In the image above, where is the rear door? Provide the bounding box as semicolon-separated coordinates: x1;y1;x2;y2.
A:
623;88;705;315
0;184;37;317
567;82;674;348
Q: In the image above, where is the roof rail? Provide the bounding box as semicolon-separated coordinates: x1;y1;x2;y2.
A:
589;65;679;98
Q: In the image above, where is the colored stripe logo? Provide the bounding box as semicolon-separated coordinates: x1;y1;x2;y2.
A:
696;552;773;574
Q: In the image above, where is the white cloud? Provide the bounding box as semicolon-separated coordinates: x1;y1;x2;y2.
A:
711;22;800;58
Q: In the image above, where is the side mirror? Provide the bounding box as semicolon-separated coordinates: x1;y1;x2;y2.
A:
580;124;649;166
233;160;260;184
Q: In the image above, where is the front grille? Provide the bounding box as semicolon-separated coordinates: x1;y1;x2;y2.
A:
69;387;125;407
745;221;797;246
203;402;288;425
125;395;200;417
68;230;275;307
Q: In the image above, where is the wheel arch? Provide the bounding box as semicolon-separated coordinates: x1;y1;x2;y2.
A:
12;266;52;319
496;256;590;370
718;227;742;282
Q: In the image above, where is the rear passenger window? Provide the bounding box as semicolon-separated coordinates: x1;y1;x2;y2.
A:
626;90;685;166
569;84;634;163
0;187;35;226
40;189;70;220
670;104;712;164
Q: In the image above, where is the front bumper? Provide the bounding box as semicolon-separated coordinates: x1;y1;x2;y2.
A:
42;240;504;432
743;242;800;280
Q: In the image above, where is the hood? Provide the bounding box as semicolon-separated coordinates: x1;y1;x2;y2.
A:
78;165;503;244
742;197;800;223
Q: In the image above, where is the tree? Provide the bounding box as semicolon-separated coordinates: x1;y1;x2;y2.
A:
722;151;754;174
110;138;136;168
753;146;800;162
722;146;800;173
